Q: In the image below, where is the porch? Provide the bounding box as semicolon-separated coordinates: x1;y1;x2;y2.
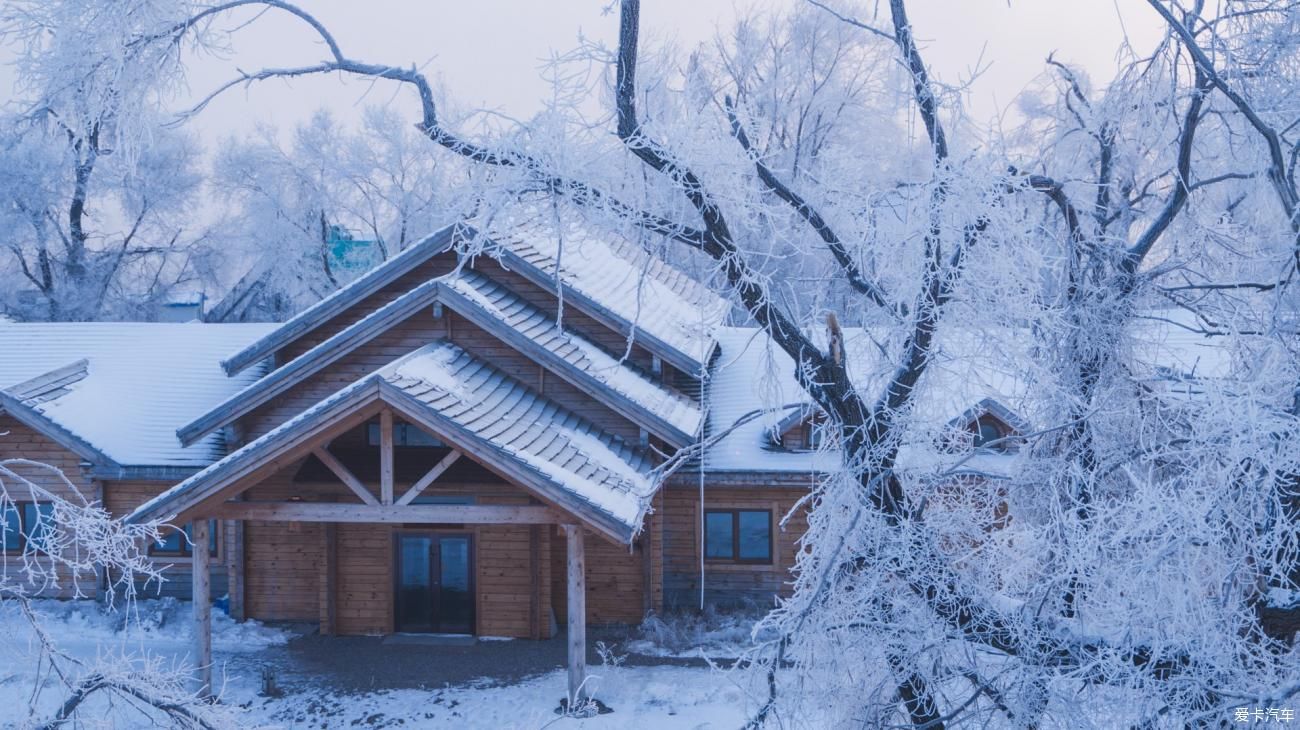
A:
126;343;665;704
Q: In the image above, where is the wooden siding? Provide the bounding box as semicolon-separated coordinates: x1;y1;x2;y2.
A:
242;466;339;622
278;256;457;364
549;497;662;627
661;485;808;609
0;415;101;598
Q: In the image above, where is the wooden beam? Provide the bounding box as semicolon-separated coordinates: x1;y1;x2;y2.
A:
312;446;379;506
380;409;394;505
191;520;212;698
395;450;462;506
565;524;588;705
213;501;562;524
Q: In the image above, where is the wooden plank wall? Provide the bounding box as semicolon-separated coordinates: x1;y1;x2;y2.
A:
661;485;808;610
242;313;451;440
278;257;457;362
0;415;101;598
243;465;341;622
549;500;662;627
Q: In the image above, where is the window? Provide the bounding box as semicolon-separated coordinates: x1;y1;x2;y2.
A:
970;416;1007;451
367;423;444;448
704;509;772;564
2;502;54;554
149;520;218;558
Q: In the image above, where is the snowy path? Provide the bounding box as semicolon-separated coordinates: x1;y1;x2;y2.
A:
0;600;760;728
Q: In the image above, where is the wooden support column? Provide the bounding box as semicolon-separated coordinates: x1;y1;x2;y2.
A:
564;524;587;704
322;522;338;635
191;519;213;698
641;534;653;615
228;518;246;621
529;524;541;640
379;409;394;505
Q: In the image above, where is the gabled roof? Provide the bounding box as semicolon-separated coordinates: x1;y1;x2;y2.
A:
182;264;708;449
383;343;653;538
177;279;443;447
0;323;277;469
480;214;730;373
702;327;1038;475
441;270;702;445
947;398;1033;435
130;342;656;543
220;215;731;380
221;225;459;375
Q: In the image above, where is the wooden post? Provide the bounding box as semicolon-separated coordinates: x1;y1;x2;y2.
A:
322;522;338;635
564;525;587;704
641;534;653;616
379;409;394;505
191;519;212;698
529;524;541;640
229;495;246;621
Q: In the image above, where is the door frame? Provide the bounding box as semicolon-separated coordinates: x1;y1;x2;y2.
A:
392;528;476;635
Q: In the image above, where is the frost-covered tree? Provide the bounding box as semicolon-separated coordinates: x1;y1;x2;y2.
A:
0;458;236;727
0;2;215;321
206;108;468;322
25;0;1300;726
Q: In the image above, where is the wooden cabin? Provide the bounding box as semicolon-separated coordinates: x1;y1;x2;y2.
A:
0;216;1030;696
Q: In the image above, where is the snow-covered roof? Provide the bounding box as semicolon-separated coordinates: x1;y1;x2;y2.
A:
442;270;703;444
0;322;277;469
701;327;1035;475
130;341;657;542
383;342;654;534
480;212;731;372
221;213;730;384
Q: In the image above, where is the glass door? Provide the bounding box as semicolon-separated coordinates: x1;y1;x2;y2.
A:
434;535;473;634
393;532;474;634
395;534;435;632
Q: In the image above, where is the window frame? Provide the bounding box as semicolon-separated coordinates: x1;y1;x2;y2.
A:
2;501;54;555
703;508;773;565
148;519;220;560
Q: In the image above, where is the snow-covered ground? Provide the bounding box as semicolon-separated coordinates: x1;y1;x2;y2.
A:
625;607;772;660
0;600;763;728
239;665;753;729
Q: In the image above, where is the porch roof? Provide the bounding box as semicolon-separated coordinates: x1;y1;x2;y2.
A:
127;341;658;543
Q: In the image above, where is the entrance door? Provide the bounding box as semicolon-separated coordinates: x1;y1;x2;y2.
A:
394;532;474;634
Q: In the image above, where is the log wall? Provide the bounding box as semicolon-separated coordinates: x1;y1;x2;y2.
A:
661;484;808;610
